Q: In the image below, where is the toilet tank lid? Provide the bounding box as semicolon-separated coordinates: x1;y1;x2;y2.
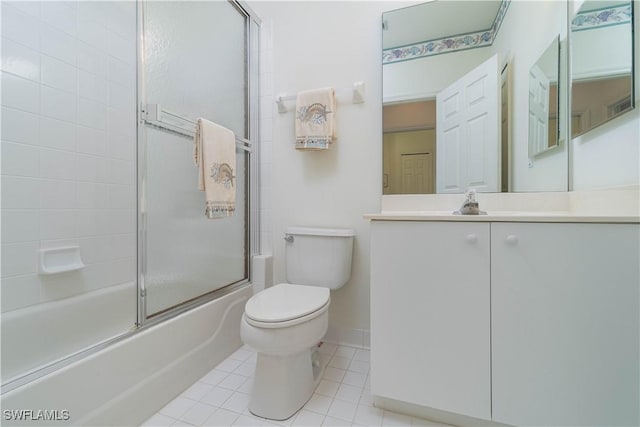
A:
286;226;355;237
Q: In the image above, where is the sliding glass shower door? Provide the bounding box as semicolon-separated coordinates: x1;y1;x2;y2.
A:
141;1;251;317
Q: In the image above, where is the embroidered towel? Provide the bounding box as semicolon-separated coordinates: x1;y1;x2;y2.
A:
193;118;236;219
295;87;336;150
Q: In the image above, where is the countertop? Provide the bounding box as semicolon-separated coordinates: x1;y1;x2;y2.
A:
364;211;640;223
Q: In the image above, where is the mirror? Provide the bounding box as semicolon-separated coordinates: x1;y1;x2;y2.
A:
570;0;634;137
382;0;569;194
529;36;561;157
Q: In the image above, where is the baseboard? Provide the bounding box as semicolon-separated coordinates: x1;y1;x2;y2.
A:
323;325;370;349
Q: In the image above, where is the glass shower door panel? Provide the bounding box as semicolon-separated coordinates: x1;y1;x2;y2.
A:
144;1;247;316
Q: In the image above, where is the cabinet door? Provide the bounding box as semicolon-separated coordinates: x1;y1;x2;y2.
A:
371;221;491;420
491;223;639;426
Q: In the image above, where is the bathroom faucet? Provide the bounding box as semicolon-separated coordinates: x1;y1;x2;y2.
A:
454;188;486;215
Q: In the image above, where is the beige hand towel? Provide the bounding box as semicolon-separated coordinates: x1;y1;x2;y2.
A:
295;87;336;150
193;118;236;219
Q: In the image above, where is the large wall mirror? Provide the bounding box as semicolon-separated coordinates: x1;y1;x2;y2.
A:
570;0;634;137
382;0;569;194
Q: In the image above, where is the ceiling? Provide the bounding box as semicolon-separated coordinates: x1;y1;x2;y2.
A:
382;1;503;50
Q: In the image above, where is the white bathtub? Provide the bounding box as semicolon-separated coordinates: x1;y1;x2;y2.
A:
1;282;137;385
1;283;252;426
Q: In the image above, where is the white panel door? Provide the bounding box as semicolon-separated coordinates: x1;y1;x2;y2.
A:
491;223;640;426
528;64;550;157
436;54;500;193
371;221;491;421
401;153;433;194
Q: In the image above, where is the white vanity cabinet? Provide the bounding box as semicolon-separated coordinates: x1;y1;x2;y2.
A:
370;219;639;426
491;222;639;426
370;221;492;420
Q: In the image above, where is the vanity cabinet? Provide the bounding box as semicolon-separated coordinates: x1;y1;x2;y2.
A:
371;220;639;426
491;222;639;426
370;221;492;420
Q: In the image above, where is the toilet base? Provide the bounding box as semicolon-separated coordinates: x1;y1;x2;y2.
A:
248;347;324;420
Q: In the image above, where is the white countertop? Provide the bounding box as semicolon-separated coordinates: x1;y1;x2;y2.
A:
364;211;640;223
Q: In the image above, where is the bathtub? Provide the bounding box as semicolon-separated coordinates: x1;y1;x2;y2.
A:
1;283;252;426
1;282;137;385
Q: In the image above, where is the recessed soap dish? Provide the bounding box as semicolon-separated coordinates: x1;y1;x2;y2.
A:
39;246;85;275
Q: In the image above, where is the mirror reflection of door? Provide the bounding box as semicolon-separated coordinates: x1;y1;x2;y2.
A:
383;125;436;195
401;153;433;194
436;54;501;194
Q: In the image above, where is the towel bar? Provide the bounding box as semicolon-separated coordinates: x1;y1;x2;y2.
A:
143;104;252;152
275;81;365;113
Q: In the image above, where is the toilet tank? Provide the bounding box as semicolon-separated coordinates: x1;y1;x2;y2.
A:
285;227;355;289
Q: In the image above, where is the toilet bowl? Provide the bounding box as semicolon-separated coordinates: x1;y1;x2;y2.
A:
240;227;354;420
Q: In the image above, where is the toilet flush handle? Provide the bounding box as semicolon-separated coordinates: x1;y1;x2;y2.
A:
284;234;294;243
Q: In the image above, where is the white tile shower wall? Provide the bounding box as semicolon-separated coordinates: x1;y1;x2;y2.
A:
0;1;137;313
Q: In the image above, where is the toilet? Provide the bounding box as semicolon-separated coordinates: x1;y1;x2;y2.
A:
240;226;355;420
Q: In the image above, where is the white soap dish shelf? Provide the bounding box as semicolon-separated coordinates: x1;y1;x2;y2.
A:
39;246;85;275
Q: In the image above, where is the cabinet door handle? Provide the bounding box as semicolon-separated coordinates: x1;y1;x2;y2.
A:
506;234;518;245
466;234;478;244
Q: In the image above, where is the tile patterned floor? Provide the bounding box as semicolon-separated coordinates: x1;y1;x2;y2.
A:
141;343;451;427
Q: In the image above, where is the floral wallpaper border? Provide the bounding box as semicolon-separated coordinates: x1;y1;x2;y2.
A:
382;0;511;65
571;3;632;32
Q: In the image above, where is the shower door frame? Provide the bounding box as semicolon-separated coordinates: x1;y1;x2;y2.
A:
136;0;261;327
1;0;260;395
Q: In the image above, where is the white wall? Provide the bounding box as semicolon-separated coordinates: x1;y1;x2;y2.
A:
383;48;493;103
570;1;640;191
490;0;568;192
250;1;412;345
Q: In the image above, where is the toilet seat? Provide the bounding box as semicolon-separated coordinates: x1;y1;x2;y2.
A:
245;283;330;328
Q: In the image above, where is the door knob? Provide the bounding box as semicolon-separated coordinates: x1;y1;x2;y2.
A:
506;235;518;245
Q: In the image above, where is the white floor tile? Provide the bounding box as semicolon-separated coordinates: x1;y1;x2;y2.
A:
352;350;370;363
203;408;241;427
323;367;345;382
321;416;350;426
292;410;325;427
410;417;452;427
202;369;229;386
160;397;198;420
200;387;234;407
358;392;373;408
327;399;357;423
217;358;243;373
341;371;366;388
382;411;411;427
141;413;176;426
172;420;195;426
334;384;362;404
328;356;351;370
238;377;254;394
333;346;356;360
229;348;254;362
221;392;251;413
234;361;256;377
182;382;214;401
317;342;337;356
353;405;383;427
143;345;426;427
303;394;332;415
347;360;369;374
315;380;340;397
233;414;266;426
219;373;248;391
180;402;218;426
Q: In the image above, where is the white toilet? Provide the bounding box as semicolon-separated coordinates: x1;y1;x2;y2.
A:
241;226;355;420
